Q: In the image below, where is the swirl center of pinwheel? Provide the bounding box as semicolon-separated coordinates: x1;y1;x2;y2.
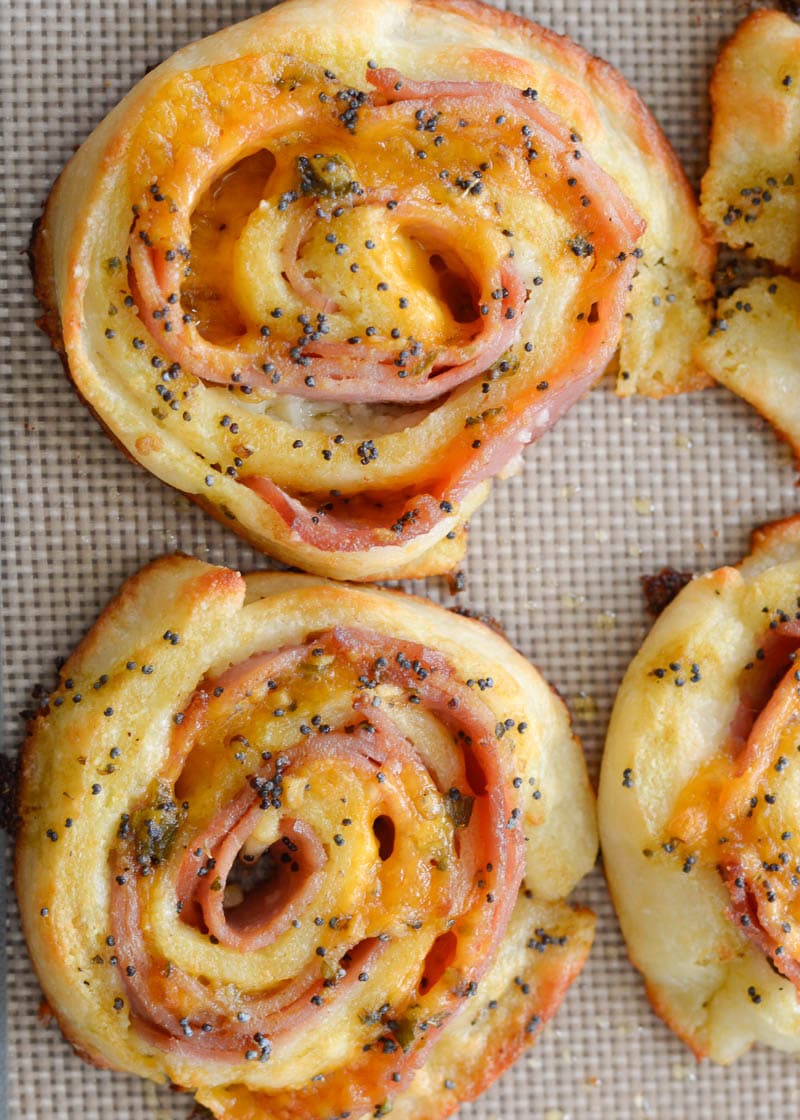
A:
236;189;481;345
109;626;524;1081
145;118;524;403
128;61;641;407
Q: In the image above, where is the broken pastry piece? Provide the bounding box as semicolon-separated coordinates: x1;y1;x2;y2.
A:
701;8;800;271
697;11;800;453
600;516;800;1063
697;276;800;461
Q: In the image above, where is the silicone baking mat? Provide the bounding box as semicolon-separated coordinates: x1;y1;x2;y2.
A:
2;0;799;1116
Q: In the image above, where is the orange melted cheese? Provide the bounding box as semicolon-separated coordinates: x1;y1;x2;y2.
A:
136;60;513;353
173;652;458;936
666;659;800;960
128;55;592;387
108;49;641;577
182;150;277;344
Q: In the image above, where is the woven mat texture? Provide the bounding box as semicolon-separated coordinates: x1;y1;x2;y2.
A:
2;0;799;1117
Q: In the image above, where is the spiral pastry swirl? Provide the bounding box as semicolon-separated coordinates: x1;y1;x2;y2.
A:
17;558;597;1118
31;0;653;581
600;516;800;1063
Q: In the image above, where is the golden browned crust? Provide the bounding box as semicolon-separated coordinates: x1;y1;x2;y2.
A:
15;555;246;1074
749;512;800;559
30;209;64;354
30;195;163;481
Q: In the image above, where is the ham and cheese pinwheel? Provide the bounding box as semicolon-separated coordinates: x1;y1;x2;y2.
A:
600;516;800;1063
16;557;597;1119
32;0;713;581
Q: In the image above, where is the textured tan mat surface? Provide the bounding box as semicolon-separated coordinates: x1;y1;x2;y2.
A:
2;0;799;1116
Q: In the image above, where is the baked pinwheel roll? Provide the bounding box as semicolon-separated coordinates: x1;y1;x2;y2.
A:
600;516;800;1063
16;557;597;1119
698;277;800;462
33;0;712;581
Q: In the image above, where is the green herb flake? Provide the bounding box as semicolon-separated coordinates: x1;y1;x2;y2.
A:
131;781;185;867
392;1010;420;1052
298;154;360;198
445;794;475;829
568;235;594;258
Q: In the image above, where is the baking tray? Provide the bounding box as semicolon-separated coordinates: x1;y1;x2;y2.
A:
2;1;799;1117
